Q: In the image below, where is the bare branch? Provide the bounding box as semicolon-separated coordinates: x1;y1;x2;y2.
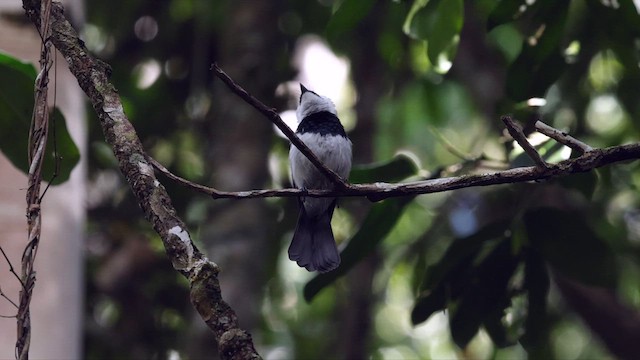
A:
0;246;24;289
151;142;640;202
0;285;19;309
535;120;593;153
502;115;549;170
211;63;349;190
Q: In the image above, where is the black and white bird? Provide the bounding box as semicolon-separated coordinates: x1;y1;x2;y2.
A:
289;84;352;273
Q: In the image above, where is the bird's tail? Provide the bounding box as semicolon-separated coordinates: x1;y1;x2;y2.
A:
288;208;340;273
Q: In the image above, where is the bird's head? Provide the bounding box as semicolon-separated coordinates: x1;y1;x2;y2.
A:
296;84;337;122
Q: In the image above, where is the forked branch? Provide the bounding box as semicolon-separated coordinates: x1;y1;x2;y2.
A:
150;72;640;203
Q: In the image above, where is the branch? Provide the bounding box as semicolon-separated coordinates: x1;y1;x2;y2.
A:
151;69;640;203
151;138;640;202
502;115;549;169
211;63;349;190
535;120;593;153
21;2;260;359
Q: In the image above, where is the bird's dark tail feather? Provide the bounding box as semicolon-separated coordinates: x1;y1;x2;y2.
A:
289;208;340;273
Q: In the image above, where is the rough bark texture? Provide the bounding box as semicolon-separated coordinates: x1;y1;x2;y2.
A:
21;1;260;359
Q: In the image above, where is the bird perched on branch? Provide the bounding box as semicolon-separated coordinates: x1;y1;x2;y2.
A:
288;84;352;272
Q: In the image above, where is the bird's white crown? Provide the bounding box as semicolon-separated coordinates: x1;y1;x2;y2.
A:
296;85;337;122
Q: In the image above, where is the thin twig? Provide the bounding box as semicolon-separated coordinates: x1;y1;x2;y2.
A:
502;115;550;169
211;63;349;191
0;285;19;309
535;120;593;153
0;246;24;288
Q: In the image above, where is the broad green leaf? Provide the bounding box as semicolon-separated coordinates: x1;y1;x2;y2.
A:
449;239;519;348
506;52;566;102
326;0;376;42
304;196;413;301
411;285;446;325
0;52;38;78
505;1;570;101
411;220;512;325
523;208;618;288
0;52;80;184
411;246;476;325
483;299;517;348
407;0;463;73
418;220;511;293
46;108;81;183
349;152;420;184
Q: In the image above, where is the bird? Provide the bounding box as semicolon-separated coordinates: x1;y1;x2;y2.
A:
288;84;352;273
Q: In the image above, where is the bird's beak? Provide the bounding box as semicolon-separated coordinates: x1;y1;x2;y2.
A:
300;83;309;94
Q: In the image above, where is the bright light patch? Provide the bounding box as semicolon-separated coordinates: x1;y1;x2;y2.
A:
292;35;351;104
527;97;547;107
434;51;453;73
134;16;159;42
276;110;297;138
167;350;181;360
133;59;161;89
82;24;115;55
565;40;581;57
277;35;353;139
600;0;621;9
185;91;211;120
586;95;626;134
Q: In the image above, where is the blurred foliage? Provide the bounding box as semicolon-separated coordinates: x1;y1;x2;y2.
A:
0;0;633;358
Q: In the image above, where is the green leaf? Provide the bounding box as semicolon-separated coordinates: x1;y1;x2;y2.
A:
411;285;446;325
520;250;552;357
486;0;527;31
483;300;517;348
349;152;420;183
0;52;80;184
449;239;519;348
0;52;38;78
304;196;413;301
506;52;566;102
326;0;376;42
407;0;463;73
504;1;570;101
411;220;512;325
523;208;618;288
46;108;81;183
418;220;511;293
